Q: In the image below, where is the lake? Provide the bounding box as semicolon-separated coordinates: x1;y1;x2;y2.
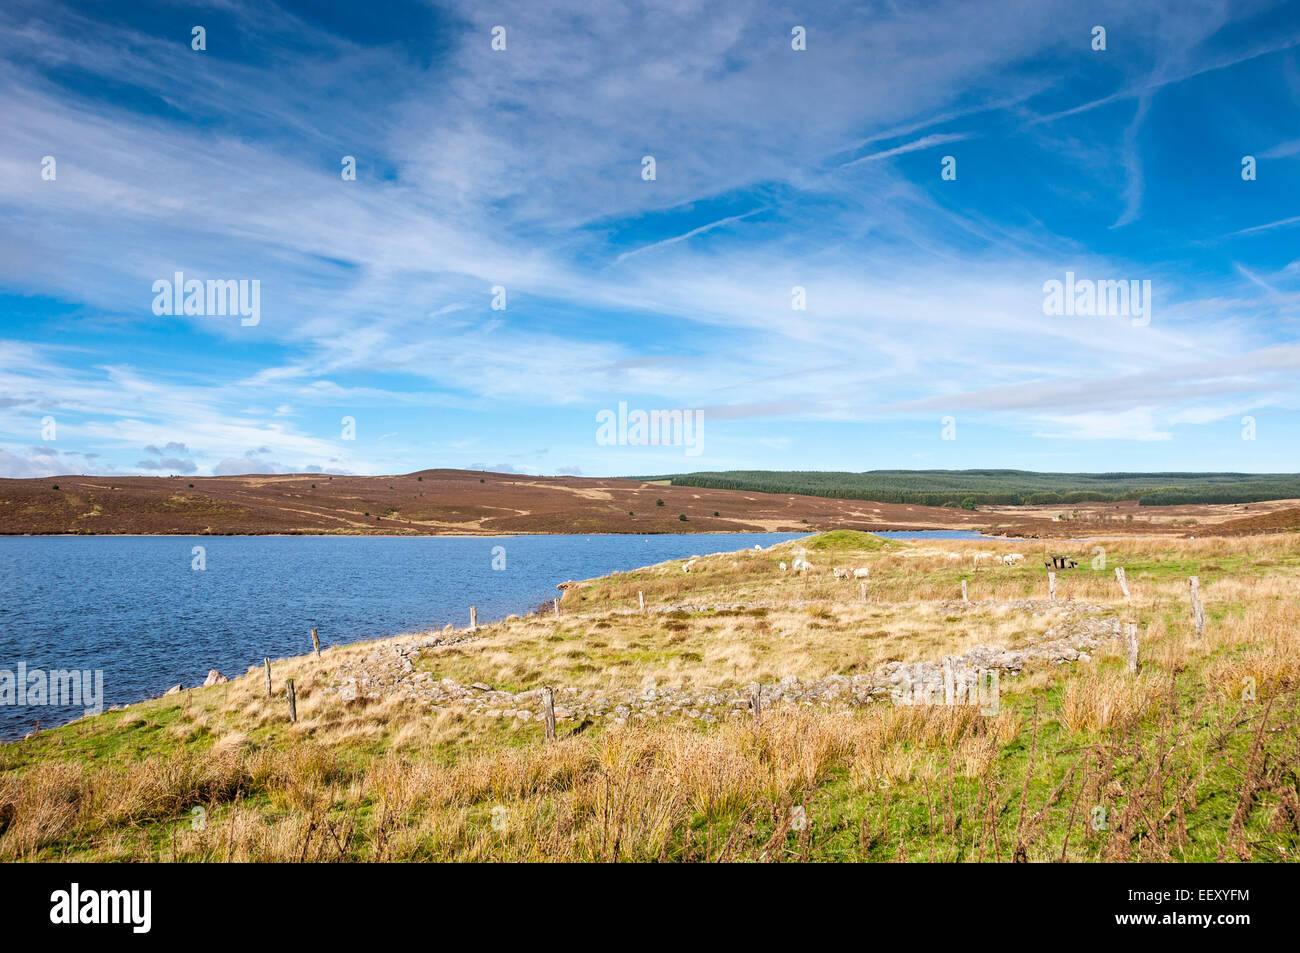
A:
0;533;811;738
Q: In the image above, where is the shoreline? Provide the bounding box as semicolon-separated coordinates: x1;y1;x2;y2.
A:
0;531;816;742
4;526;1284;742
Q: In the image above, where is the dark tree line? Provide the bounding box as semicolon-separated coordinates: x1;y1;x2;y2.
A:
629;470;1300;507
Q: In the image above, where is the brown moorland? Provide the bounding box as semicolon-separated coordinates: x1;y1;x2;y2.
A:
1;468;1296;537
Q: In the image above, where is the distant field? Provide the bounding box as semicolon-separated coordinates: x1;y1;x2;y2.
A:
641;469;1300;508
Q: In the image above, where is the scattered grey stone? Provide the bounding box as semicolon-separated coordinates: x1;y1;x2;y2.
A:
318;596;1122;726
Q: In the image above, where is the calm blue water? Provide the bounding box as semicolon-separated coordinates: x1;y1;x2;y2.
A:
0;533;810;739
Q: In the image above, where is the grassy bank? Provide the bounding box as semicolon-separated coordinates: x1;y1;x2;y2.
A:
2;531;1298;862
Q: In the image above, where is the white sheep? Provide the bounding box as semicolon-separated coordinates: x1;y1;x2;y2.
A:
832;567;851;580
852;567;870;579
683;559;697;573
779;561;787;571
1003;553;1025;566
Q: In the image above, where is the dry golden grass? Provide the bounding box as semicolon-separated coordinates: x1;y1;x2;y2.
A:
414;599;1071;696
1060;671;1162;734
1;703;1020;861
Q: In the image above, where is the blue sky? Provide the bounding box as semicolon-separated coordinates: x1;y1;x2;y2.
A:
1;0;1299;479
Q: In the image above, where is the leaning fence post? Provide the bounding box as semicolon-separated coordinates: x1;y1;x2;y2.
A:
470;606;477;629
1124;622;1139;673
1048;571;1057;601
311;627;320;658
542;686;557;742
751;684;762;723
286;677;297;723
1189;577;1206;641
264;657;272;698
961;579;968;603
1115;567;1130;602
638;590;645;613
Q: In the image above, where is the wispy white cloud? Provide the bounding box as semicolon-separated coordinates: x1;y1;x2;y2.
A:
1227;215;1300;237
1033;408;1173;442
839;133;971;167
612;210;767;264
0;0;1297;473
1110;93;1152;229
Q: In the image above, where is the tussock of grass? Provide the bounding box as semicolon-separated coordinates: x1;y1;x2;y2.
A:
799;530;901;553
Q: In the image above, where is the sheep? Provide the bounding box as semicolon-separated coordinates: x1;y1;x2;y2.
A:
946;553;962;561
791;556;814;571
1003;553;1025;566
779;561;787;571
683;559;697;573
832;567;851;580
852;567;870;579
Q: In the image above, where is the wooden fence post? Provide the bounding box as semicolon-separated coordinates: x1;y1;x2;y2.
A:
311;627;320;658
1048;571;1057;601
638;590;645;613
1115;567;1130;602
860;581;867;602
542;686;557;742
1189;577;1206;641
961;580;968;603
286;678;297;723
751;684;762;723
264;657;271;698
553;598;559;618
1124;622;1139;673
470;606;477;629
